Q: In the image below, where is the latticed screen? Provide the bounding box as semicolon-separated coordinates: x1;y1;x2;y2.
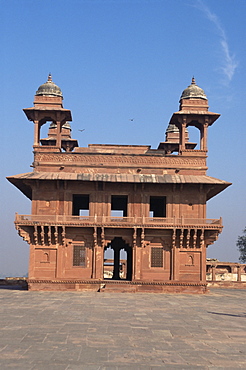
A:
151;247;163;268
73;245;86;267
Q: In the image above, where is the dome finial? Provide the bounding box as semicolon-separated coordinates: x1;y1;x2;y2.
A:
48;73;52;82
191;76;196;85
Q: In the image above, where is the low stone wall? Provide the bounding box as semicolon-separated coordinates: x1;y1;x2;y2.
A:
206;273;246;282
207;281;246;289
27;279;208;294
0;278;28;289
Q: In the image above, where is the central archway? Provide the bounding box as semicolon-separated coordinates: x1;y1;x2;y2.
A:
104;237;132;281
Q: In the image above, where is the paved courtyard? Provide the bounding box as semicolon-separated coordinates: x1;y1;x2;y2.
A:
0;288;245;369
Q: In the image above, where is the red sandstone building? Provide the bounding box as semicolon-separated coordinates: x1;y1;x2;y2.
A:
7;76;231;293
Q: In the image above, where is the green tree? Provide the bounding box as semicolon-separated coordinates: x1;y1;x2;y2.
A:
237;228;246;263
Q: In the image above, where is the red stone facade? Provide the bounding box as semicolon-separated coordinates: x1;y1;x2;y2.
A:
7;76;231;293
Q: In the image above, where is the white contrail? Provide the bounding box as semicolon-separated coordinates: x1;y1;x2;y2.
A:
195;0;238;82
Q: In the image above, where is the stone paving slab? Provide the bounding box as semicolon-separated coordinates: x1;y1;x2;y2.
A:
0;288;245;369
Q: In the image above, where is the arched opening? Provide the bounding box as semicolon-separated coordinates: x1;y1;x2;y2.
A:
103;237;132;281
187;125;200;150
39;120;53;143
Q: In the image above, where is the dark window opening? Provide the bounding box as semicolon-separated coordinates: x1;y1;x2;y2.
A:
111;195;128;217
151;247;163;268
150;196;166;217
73;245;86;267
72;195;89;216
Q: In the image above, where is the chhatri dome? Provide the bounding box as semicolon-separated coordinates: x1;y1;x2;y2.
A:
180;77;207;101
35;74;63;98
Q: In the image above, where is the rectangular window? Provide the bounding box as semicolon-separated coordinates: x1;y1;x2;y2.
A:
73;245;86;267
150;196;166;217
111;195;128;217
151;247;163;268
73;195;89;216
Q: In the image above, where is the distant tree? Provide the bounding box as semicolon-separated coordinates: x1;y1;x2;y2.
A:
237;228;246;263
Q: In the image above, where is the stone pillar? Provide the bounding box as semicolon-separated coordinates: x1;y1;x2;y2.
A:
28;244;36;279
134;245;141;280
171;229;179;280
92;245;97;279
56;121;62;148
34;120;40;146
95;246;103;279
179;117;187;153
56;244;63;279
237;265;241;282
212;265;216;281
201;120;208;151
200;245;207;282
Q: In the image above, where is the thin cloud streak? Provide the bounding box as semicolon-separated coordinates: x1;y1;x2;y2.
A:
195;0;238;82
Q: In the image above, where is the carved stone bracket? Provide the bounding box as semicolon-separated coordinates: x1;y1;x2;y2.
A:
186;229;190;248
101;226;105;248
34;225;38;245
54;226;58;245
200;229;204;248
141;228;145;247
17;226;31;244
62;226;66;246
48;226;52;245
172;229;176;248
93;226;97;247
180;229;184;248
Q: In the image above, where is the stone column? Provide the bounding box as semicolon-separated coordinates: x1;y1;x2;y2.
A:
171;229;179;280
179;116;187;153
200;244;207;282
95;246;103;279
212;265;216;281
237;265;241;282
34;120;40;146
134;245;142;280
200;117;209;151
56;121;62;148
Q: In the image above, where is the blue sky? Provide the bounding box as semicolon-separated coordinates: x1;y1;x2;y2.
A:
1;0;246;277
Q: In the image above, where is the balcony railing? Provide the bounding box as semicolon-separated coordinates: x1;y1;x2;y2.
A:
15;213;222;229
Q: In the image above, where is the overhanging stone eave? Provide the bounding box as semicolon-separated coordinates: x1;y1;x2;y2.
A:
23;107;72;122
206;182;232;200
6;175;32;200
169;111;220;126
7;172;231;190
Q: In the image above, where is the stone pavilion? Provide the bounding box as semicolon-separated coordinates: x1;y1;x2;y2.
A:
7;76;231;292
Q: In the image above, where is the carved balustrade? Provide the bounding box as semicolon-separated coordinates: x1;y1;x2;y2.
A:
15;213;222;230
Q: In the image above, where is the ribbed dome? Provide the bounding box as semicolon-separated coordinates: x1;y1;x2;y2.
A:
166;123;179;133
166;123;188;134
49;121;71;130
180;77;207;101
36;74;63;98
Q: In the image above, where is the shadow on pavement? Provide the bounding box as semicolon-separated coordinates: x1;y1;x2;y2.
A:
208;311;246;318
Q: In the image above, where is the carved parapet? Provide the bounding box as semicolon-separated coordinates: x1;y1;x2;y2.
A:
34;151;207;172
